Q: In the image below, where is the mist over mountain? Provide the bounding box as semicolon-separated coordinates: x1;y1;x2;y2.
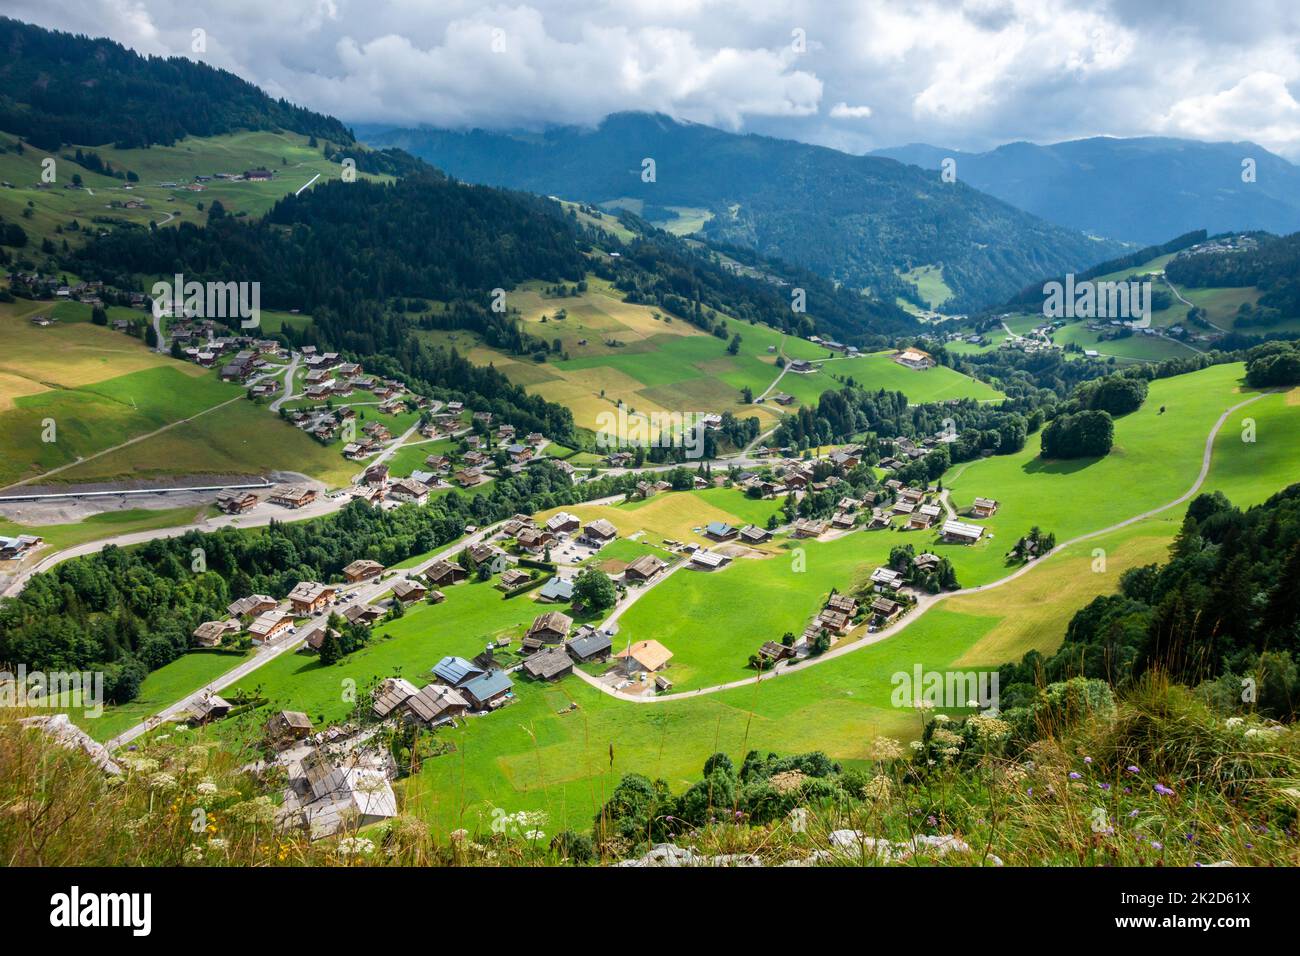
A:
871;137;1300;246
361;113;1124;312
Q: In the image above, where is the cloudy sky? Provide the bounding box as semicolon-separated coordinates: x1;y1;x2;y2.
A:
15;0;1300;158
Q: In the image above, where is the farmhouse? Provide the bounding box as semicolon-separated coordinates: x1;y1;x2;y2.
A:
405;684;469;725
228;594;277;618
792;518;830;538
291;752;396;839
498;568;531;590
578;519;619;547
871;597;904;622
248;611;292;642
343;604;384;626
268;486;317;509
288;582;335;615
526;611;573;645
908;503;943;529
546;512;581;534
343;559;384;582
690;549;730;570
914;552;943;573
759;641;795;662
870;567;905;591
941;519;985;544
516;528;554;554
894;348;936;369
970;497;1000;518
832;512;856;530
388;478;430;504
192;619;241;647
189;693;232;724
265;710;313;744
616;639;673;675
624;554;668;582
817;608;852;634
390;579;427;603
826;594;858;616
522;645;573;682
739;525;772;544
432;656;484;687
567;628;613;663
460;670;514;710
0;530;48;561
537;577;574;602
371;677;419;719
704;521;738;541
215;491;259;515
420;559;469;587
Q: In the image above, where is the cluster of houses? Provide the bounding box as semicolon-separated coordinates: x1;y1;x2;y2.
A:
6;272;145;310
190;578;348;650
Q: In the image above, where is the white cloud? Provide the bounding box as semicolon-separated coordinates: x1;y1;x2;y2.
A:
1159;72;1300;155
829;102;872;119
8;0;1300;158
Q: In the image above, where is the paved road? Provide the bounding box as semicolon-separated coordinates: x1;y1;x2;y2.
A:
268;353;301;412
102;518;514;749
567;389;1273;703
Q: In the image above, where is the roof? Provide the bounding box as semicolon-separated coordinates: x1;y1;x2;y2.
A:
567;629;613;659
616;639;673;672
626;554;667;577
546;511;580;531
432;656;484;686
228;594;276;616
705;521;734;536
538;577;574;601
405;683;468;723
690;549;728;568
523;646;573;679
871;567;904;585
461;669;514;702
528;610;573;638
275;710;313;730
372;677;419;718
583;519;618;539
288;581;332;604
391;578;426;599
942;519;985;541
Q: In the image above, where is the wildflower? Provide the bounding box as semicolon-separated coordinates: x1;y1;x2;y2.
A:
1069;772;1082;780
1225;717;1244;729
1154;783;1175;796
208;838;227;851
196;780;218;796
523;829;546;841
869;737;904;761
1126;765;1140;774
183;844;204;864
337;837;375;856
148;772;178;792
1129;809;1139;818
1150;841;1163;851
1083;756;1092;764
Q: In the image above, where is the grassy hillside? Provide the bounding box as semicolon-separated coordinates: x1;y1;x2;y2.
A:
72;365;1300;835
0;128;387;252
422;277;999;441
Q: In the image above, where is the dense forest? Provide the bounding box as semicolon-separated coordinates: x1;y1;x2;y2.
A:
0;17;353;150
365;112;1123;311
0;463;654;703
1000;485;1300;719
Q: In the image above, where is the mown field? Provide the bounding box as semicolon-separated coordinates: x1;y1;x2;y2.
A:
421;278;1002;443
0;129;385;251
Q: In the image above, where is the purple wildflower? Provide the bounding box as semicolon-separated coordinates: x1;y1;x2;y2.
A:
1154;783;1175;796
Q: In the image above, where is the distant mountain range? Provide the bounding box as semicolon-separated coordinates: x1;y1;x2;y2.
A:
871;137;1300;246
361;113;1124;312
